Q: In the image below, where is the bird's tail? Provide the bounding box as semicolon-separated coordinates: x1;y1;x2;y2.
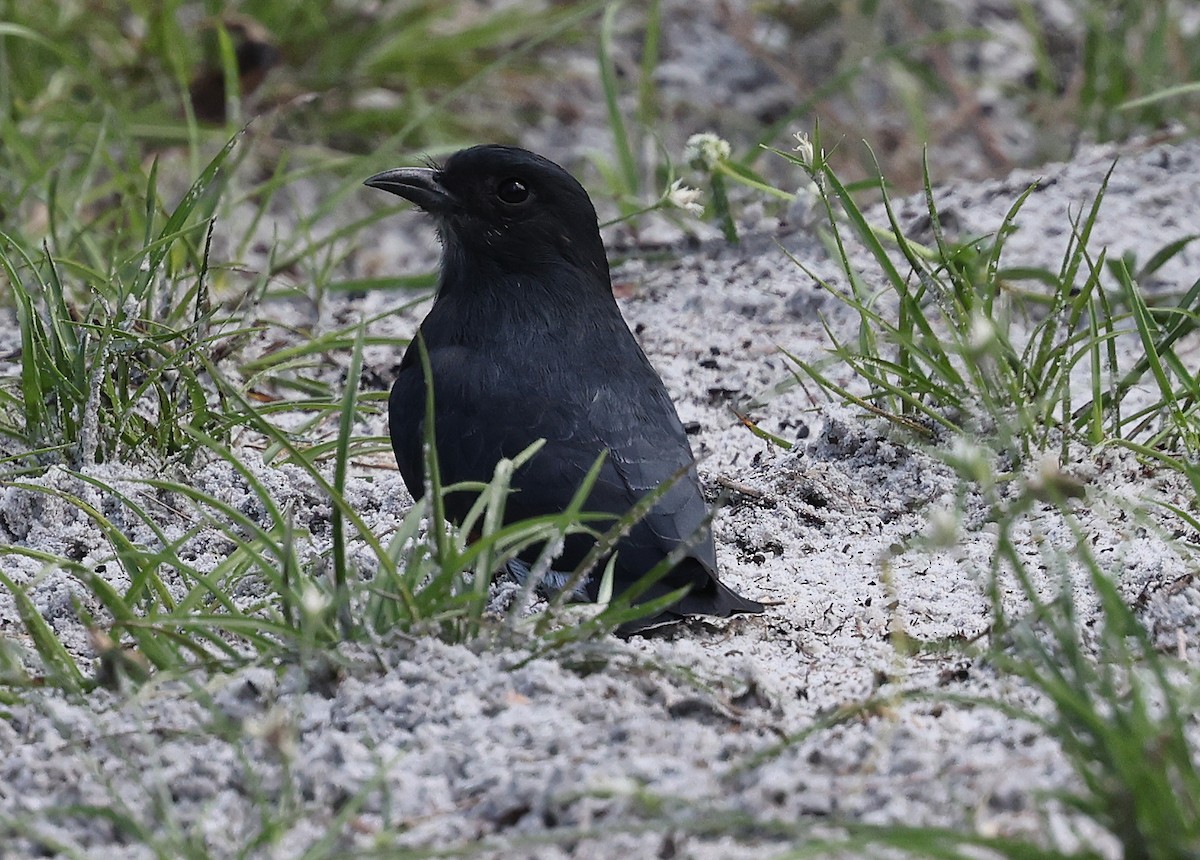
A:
617;574;764;636
676;576;764;619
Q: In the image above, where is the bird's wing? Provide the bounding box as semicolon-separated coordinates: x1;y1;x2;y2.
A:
501;378;720;583
387;340;429;502
390;340;520;505
392;338;720;592
586;383;721;579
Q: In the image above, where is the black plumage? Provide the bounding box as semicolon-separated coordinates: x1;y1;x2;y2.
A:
365;145;762;633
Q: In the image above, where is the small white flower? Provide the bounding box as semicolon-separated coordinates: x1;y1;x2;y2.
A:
948;437;992;486
967;311;997;354
790;129;825;190
300;583;331;618
1027;452;1086;501
926;507;961;547
792;130;815;166
245;708;297;760
683;132;731;171
665;179;705;216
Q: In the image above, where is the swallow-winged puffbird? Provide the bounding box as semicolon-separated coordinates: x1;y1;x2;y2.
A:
365;145;763;634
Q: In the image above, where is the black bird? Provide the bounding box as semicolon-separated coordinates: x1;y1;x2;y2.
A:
365;145;763;633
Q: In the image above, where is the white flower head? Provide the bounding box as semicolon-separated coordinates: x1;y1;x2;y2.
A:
948;437;993;486
792;130;815;166
1027;451;1086;501
967;311;997;354
684;132;731;172
666;179;705;216
300;583;331;618
245;708;297;760
1034;451;1061;487
926;506;961;547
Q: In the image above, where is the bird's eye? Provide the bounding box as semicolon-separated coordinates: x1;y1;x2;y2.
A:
496;178;529;205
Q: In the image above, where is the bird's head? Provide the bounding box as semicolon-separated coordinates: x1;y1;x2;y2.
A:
365;145;610;288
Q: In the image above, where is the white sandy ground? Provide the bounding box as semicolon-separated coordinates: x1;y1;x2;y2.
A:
0;129;1197;858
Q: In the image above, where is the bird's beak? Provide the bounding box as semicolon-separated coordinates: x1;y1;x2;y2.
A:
364;167;458;214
